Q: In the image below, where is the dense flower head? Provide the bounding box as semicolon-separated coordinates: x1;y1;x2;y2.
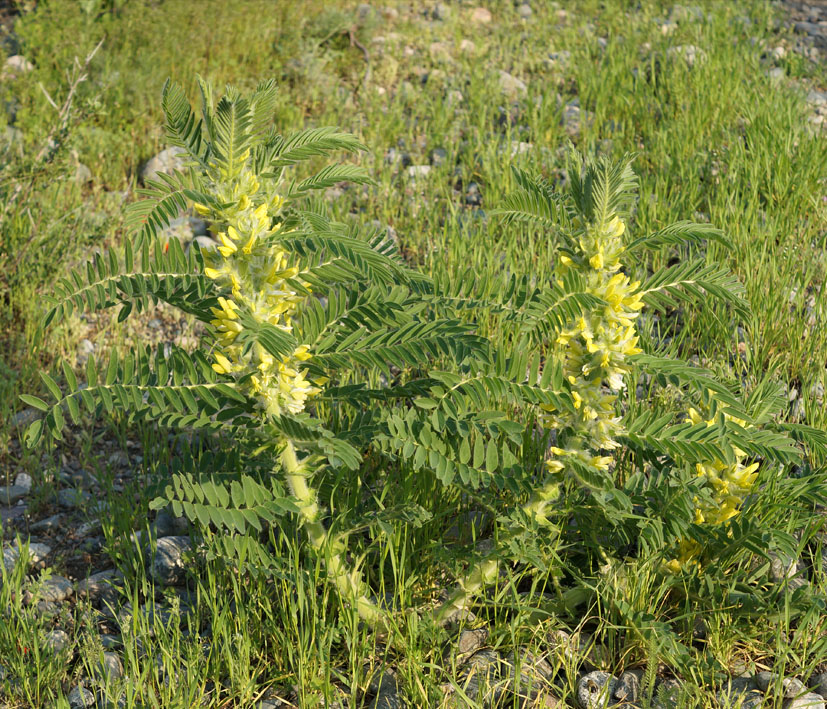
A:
542;213;643;477
197;156;317;417
664;398;760;573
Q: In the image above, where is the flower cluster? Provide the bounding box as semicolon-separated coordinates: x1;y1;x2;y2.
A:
543;215;644;478
197;154;317;417
664;399;759;573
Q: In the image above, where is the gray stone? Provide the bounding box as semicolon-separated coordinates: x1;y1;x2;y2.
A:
470;7;492;24
457;650;502;705
812;673;827;699
39;574;74;603
432;3;450;21
785;678;809;698
0;485;29;505
457;628;488;655
44;629;70;653
57;487;91;509
653;678;683;709
786;694;826;709
794;22;821;37
615;670;643;703
518;4;532;19
77;339;95;363
3;55;33;75
74;162;92;184
76;569;123;601
3;541;51;572
150;536;192;586
95;652;123;681
192;235;218;252
768;67;786;81
666;44;708;67
669;5;703;22
152;510;189;538
406;165;431;178
140;146;186;183
576;672;618;709
30;514;63;532
14;473;33;491
100;634;121;649
75;519;102;538
807;91;827;107
68;686;95;708
504;649;554;703
163;215;208;243
10;407;40;431
369;669;400;709
499;70;527;96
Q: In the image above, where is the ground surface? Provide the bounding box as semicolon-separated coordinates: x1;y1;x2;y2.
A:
1;1;827;707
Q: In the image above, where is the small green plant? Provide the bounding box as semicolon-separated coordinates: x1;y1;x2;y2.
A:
22;78;827;651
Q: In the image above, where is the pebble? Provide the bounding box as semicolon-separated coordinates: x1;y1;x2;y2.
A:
503;649;554;702
149;536;192;586
95;652;123;681
457;628;488;655
57;487;92;509
666;44;708;67
10;407;39;431
807;91;827;107
68;686;95;708
768;67;786;81
457;650;501;705
369;669;400;709
30;514;63;532
811;673;827;699
429;147;448;167
3;541;51;572
406;165;431;179
3;54;33;75
77;339;95;363
140;146;186;183
794;22;821;37
432;3;450;21
76;569;123;601
45;629;71;653
471;7;492;24
518;4;532;19
576;671;618;709
0;484;29;505
39;574;74;603
785;677;809;698
614;670;643;703
787;695;826;709
14;472;33;491
499;70;527;96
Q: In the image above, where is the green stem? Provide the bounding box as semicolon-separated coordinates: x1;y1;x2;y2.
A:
279;439;387;628
433;478;561;625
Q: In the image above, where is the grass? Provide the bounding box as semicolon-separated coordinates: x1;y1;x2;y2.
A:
1;0;827;706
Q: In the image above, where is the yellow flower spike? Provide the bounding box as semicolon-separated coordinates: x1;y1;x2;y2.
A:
238;195;251;211
212;352;234;375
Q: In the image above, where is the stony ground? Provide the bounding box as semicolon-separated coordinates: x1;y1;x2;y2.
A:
2;0;827;707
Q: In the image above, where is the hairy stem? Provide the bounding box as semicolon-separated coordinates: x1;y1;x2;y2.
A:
280;439;387;628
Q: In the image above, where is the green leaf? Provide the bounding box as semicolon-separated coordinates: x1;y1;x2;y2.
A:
18;394;50;413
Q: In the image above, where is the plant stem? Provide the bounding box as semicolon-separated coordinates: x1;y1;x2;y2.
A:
279;439;387;628
433;478;561;624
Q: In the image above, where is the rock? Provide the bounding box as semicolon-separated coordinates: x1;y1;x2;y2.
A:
45;629;70;653
768;67;786;82
3;541;51;572
369;669;400;709
504;649;554;703
150;536;192;586
459;39;475;54
68;686;95;708
457;628;488;655
76;338;95;364
429;147;448;167
10;407;40;431
811;673;827;699
74;162;92;184
666;44;707;67
75;519;102;538
57;487;91;509
653;678;682;709
787;694;826;709
406;165;431;179
163;215;208;243
95;652;123;681
518;4;532;19
615;670;643;704
471;7;492;24
432;3;450;21
60;467;97;489
771;46;787;60
39;574;74;603
464;182;482;207
153;510;189;538
499;70;527;96
794;22;821;37
576;672;618;709
511;141;533;156
14;473;33;491
0;485;29;505
76;569;123;602
807;91;827;107
31;514;63;532
669;5;703;22
457;650;502;706
140;146;186;183
3;55;33;76
785;678;809;698
562;101;593;137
